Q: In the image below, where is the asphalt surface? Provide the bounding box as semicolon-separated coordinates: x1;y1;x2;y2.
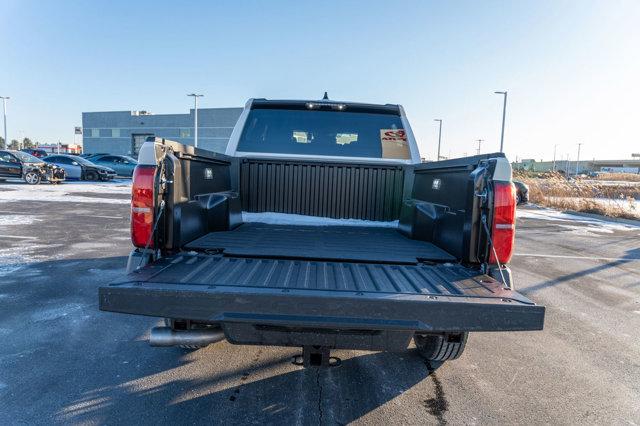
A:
0;182;639;425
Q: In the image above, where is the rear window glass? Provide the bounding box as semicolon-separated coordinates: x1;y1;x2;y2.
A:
237;108;410;159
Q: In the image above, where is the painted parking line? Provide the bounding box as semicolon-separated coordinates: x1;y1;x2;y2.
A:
91;215;125;219
513;253;640;262
0;235;38;240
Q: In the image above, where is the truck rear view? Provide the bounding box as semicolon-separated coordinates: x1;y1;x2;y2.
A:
100;98;544;367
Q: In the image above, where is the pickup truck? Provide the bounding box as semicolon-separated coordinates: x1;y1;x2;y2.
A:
99;98;544;367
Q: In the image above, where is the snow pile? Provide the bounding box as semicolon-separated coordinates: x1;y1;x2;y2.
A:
0;181;131;205
242;211;399;228
0;215;40;226
517;207;639;234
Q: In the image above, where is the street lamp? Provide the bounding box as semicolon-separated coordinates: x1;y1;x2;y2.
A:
576;143;583;175
494;91;507;152
187;93;204;148
0;96;9;148
476;139;484;155
552;144;559;172
434;119;443;161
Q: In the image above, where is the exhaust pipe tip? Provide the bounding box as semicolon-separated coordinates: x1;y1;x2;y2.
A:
149;326;225;347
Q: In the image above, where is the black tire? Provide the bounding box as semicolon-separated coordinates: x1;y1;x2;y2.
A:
414;333;468;361
24;171;41;185
516;193;522;205
85;170;98;181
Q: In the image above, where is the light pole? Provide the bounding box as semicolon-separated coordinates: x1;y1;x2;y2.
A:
552;144;559;172
476;139;484;155
0;96;9;148
434;119;443;161
187;93;204;148
494;91;507;152
575;143;582;175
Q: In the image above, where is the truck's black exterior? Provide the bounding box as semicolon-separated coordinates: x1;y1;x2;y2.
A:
100;99;544;366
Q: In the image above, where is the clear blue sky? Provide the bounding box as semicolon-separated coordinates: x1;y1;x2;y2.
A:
1;0;639;161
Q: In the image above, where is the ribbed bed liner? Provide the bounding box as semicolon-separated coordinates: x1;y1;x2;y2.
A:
129;254;504;297
185;223;455;264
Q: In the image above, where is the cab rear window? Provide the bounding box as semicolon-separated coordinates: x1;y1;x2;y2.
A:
237;108;410;159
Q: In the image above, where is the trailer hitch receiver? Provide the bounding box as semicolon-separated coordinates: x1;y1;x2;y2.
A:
292;346;341;368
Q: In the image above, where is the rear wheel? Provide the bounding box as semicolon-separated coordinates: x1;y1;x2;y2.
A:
24;171;41;185
85;170;98;181
414;332;468;361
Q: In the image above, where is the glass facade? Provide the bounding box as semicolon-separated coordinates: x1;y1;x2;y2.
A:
82;108;243;155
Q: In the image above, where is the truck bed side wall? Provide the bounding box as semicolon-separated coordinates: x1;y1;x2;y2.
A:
400;153;501;262
162;143;242;249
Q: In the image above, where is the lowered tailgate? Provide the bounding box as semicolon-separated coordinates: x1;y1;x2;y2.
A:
99;253;544;333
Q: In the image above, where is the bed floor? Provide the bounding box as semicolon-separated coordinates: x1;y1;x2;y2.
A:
185;223;456;264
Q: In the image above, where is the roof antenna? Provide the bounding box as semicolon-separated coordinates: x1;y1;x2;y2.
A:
322;91;329;100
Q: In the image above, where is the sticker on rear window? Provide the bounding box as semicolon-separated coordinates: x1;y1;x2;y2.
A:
380;129;410;159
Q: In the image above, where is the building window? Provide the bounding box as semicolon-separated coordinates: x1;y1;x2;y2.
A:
180;128;191;138
91;129;99;138
112;129;120;138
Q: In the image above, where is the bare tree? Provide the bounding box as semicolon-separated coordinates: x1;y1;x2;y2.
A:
22;137;35;149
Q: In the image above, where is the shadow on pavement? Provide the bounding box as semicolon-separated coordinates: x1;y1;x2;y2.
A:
55;350;441;425
1;255;444;425
521;247;640;294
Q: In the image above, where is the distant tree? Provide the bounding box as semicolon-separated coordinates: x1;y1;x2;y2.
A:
9;139;20;150
0;136;4;149
22;137;35;149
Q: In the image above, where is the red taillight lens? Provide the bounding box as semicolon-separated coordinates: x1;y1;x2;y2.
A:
489;181;516;264
131;165;156;248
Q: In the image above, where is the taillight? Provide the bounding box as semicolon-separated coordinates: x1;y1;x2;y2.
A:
131;165;156;248
489;181;516;264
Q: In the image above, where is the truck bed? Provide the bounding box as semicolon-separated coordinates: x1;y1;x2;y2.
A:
99;251;545;333
185;223;455;264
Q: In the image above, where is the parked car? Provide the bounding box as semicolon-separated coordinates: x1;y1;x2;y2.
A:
0;150;66;184
80;152;109;158
87;154;138;177
43;154;116;181
513;180;529;205
100;98;545;368
20;148;49;158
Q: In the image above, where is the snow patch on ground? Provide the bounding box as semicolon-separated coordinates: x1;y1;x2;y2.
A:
241;211;399;228
556;224;615;237
0;181;131;204
31;303;87;322
0;243;64;278
0;215;40;226
517;207;639;233
71;242;113;250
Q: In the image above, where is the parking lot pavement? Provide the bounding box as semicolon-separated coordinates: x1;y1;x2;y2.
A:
0;188;639;425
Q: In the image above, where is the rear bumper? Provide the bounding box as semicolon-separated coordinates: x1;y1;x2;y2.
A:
99;280;545;334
